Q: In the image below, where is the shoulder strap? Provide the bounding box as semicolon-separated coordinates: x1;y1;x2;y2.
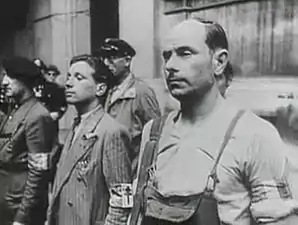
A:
130;115;168;225
206;109;245;192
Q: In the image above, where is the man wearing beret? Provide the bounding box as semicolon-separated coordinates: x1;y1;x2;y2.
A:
0;56;57;225
98;38;161;177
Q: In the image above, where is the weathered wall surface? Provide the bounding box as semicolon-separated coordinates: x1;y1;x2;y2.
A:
2;0;91;139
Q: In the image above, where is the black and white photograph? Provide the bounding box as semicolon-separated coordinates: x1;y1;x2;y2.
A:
1;0;298;224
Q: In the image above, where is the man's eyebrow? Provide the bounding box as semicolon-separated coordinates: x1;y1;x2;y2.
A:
74;72;85;78
175;46;197;52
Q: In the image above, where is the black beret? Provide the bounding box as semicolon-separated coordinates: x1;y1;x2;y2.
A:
2;56;40;83
99;38;136;58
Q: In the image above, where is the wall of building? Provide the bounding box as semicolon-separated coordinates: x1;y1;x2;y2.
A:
12;0;90;82
118;0;180;112
155;0;298;116
119;0;155;80
6;0;91;139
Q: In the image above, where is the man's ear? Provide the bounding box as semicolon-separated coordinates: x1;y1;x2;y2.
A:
96;83;107;97
212;49;229;76
124;56;132;67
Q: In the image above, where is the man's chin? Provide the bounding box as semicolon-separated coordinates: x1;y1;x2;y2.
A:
66;98;94;106
169;90;186;100
5;93;13;98
170;91;199;103
66;98;77;105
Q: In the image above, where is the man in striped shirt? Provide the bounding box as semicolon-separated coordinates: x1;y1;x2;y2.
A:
47;54;133;225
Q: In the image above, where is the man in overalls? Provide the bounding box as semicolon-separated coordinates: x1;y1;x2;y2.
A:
0;56;57;225
131;18;298;225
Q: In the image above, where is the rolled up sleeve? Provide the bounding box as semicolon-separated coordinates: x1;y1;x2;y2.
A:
137;87;161;126
103;125;133;225
247;126;298;224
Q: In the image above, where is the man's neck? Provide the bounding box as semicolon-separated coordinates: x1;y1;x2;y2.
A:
115;70;131;86
179;85;222;125
16;90;33;105
75;98;101;116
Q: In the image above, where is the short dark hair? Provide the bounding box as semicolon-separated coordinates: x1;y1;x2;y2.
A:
69;54;113;86
193;17;233;83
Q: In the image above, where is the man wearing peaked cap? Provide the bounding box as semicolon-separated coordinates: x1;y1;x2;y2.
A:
0;56;57;225
98;38;161;178
100;38;136;58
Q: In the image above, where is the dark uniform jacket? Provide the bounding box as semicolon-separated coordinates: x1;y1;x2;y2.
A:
104;74;161;176
0;97;57;225
35;81;67;118
47;106;133;225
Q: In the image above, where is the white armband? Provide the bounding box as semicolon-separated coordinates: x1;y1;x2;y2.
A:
28;153;50;171
109;183;133;208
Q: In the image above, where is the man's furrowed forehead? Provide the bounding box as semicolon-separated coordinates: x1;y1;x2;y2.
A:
68;61;95;75
163;20;207;51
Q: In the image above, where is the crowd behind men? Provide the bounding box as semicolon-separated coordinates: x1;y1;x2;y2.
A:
0;17;298;225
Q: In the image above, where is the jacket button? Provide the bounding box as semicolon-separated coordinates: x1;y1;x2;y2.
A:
67;201;73;207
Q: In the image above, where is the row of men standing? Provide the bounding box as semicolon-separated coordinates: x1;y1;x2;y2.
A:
0;38;161;225
1;17;298;225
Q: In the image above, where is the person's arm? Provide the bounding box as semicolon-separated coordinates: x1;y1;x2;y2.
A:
14;113;56;224
132;120;153;194
246;123;298;224
103;125;133;225
136;86;161;125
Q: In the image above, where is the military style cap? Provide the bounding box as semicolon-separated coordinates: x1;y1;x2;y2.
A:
2;56;40;83
99;38;136;58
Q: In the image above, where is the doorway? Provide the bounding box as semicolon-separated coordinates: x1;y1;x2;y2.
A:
90;0;119;54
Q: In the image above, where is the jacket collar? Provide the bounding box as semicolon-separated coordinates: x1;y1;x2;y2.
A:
64;105;104;151
106;74;136;108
